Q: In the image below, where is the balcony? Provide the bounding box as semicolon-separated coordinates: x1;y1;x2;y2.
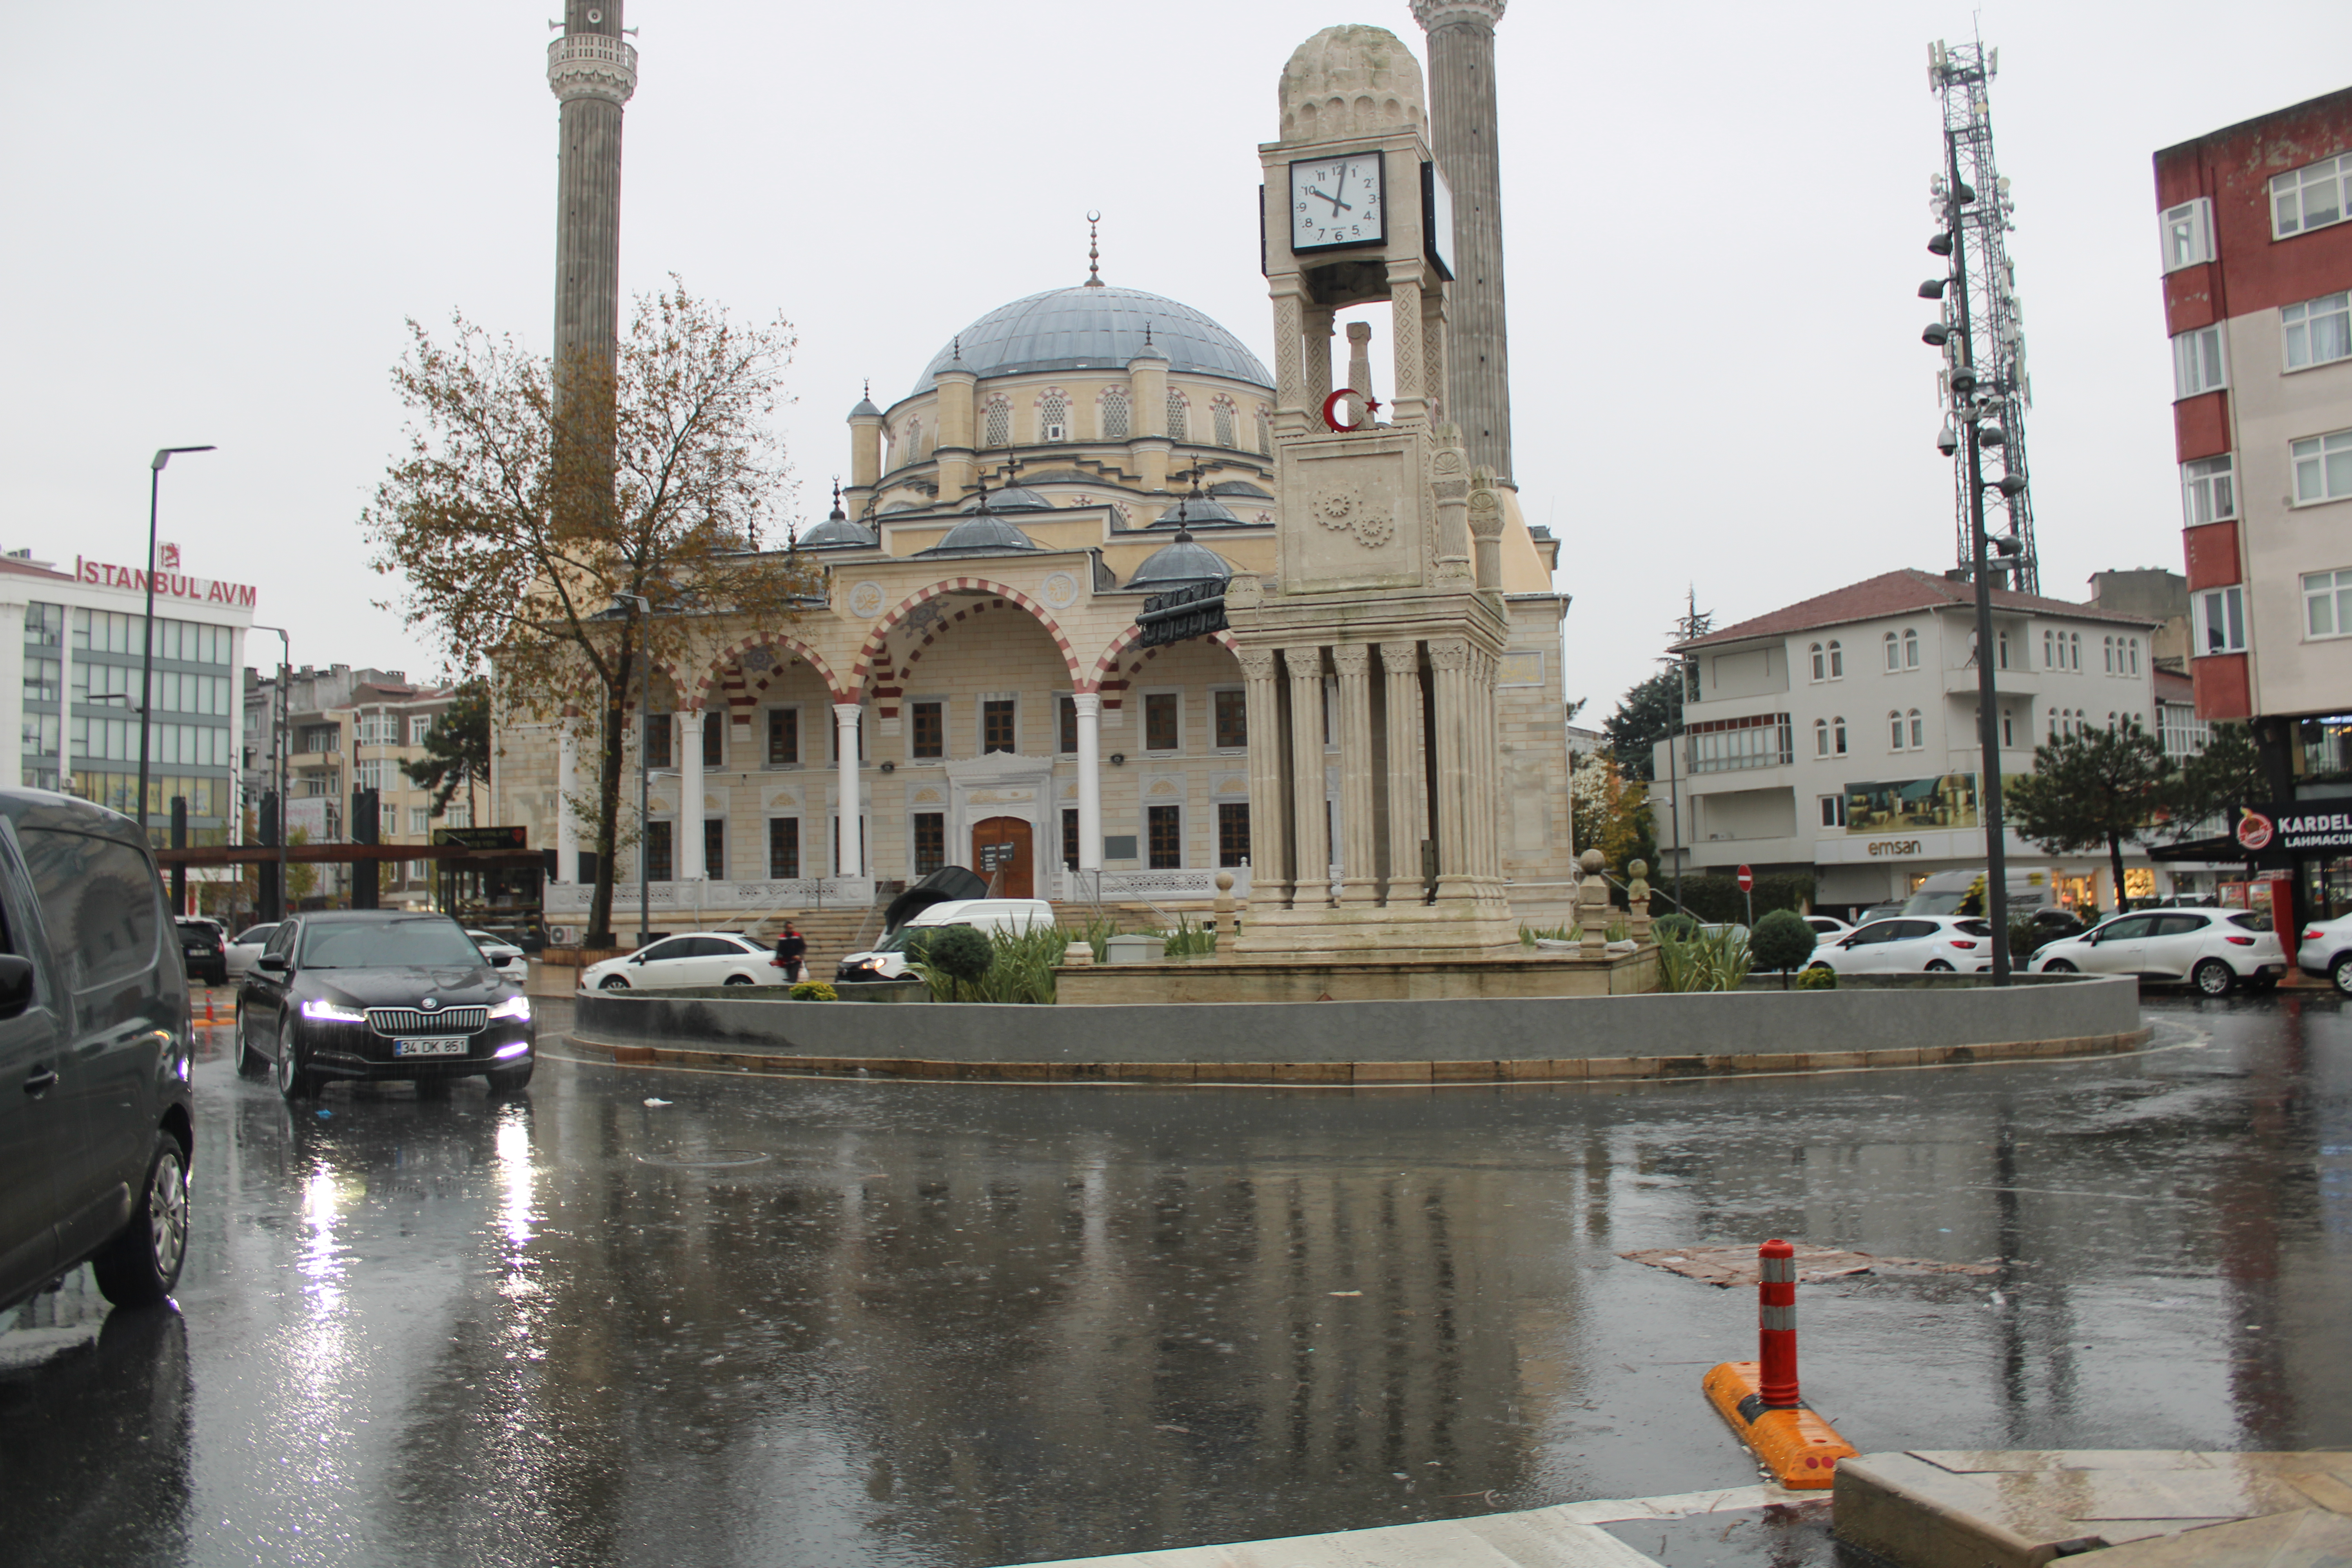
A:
547;33;637;105
1942;664;2038;695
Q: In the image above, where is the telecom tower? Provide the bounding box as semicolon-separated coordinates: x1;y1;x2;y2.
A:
1925;38;2039;596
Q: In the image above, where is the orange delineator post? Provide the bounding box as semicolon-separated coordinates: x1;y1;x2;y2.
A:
1701;1238;1860;1490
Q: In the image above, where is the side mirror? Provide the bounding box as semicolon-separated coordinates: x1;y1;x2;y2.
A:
628;955;645;964
496;952;520;967
257;953;289;973
0;954;33;1019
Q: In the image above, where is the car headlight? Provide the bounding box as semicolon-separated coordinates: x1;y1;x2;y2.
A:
301;998;366;1023
488;995;532;1021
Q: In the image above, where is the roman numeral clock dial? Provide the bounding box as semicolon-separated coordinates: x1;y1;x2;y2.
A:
1290;153;1385;252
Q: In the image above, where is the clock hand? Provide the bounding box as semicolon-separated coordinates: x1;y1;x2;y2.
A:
1309;187;1353;215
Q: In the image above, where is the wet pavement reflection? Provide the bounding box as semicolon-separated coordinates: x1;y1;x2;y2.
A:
2;992;2348;1566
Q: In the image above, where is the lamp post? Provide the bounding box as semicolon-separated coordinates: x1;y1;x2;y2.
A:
137;446;215;840
254;626;292;922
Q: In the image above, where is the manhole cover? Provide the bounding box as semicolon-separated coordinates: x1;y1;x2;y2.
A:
634;1149;773;1169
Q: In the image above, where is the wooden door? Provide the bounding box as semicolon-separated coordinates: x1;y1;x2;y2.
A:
971;817;1033;900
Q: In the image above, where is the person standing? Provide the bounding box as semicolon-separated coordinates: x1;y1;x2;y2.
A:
775;921;808;983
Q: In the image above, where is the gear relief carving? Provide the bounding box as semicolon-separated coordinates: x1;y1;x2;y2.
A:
1309;490;1397;550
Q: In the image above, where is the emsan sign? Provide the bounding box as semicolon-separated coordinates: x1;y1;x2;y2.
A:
74;554;257;609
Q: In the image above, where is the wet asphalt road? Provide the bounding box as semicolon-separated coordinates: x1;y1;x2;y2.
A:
2;991;2347;1568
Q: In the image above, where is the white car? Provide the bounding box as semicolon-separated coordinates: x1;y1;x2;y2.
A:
836;898;1056;983
581;931;785;991
2297;912;2352;994
467;929;526;967
1806;916;1999;975
1804;915;1855;947
2033;909;2286;996
225;922;279;980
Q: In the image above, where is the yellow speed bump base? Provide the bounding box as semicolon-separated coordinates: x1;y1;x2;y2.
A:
1702;1360;1859;1490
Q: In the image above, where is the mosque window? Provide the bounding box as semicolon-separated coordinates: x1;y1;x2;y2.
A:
1148;804;1183;869
1218;802;1250;867
1167;391;1189;443
1212;398;1237;449
983;397;1011;448
1256;406;1272;455
1040;390;1070;443
1100;388;1130;440
913;813;946;876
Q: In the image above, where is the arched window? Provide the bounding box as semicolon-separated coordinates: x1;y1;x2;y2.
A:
1907;709;1924;749
1099;387;1130;440
1884;632;1901;672
1827;640;1844;679
2103;635;2116;673
1903;628;1921;669
1809;643;1825;682
1256;406;1272;455
1212;397;1237;449
1833;717;1847;755
1815;717;1830;756
1166;390;1189;443
1039;390;1070;443
2001;708;2015;747
2069;632;2083;669
1889;710;1906;749
2129;638;2141;675
2044;628;2056;667
983;397;1011;448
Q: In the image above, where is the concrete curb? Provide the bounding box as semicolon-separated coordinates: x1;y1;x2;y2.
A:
561;1027;2153;1084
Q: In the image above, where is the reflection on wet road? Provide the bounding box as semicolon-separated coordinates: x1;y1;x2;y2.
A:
2;993;2348;1567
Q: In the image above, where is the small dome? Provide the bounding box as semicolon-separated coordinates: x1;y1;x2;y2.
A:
961;486;1054;514
799;507;875;550
849;396;882;419
1208;479;1272;499
1151;495;1243;529
917;508;1042;558
1278;25;1426;143
1128;537;1233;591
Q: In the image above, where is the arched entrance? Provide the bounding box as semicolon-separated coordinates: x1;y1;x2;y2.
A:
972;816;1033;899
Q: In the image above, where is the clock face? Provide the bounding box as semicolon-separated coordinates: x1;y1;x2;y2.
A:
1289;153;1385;252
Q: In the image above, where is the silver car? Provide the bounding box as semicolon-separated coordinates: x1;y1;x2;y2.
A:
2031;909;2285;996
224;921;279;980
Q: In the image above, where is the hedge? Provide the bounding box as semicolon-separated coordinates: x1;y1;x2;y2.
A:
1641;871;1813;923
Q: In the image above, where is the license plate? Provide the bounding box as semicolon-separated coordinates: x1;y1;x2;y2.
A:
394;1037;469;1057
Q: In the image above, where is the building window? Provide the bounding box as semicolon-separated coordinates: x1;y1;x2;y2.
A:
1686;713;1795;772
410;716;433;746
768;817;800;878
1214;688;1247;748
1889;711;1906;750
2181;454;2236;526
408;806;430;834
1099;388;1130;440
356;758;387;793
702;711;724;768
2293;429;2352;504
2160;197;2214;270
1833;717;1848;755
21;658;57;705
1058;695;1078;754
1147;804;1181;869
1218;801;1250;866
2103;635;2116;674
1062;808;1079;871
983;398;1011;448
1808;642;1825;682
1996;629;2012;670
1212;399;1237;449
912;701;944;760
446;800;472;828
1039;390;1070;443
2002;708;2016;747
767;707;799;766
1256;407;1272;455
1814;718;1830;757
1144;692;1179;752
2284;292;2352;371
982;699;1016;754
2305;570;2352;639
380;803;398;838
1166;392;1189;443
644;712;673;769
644;820;673;883
1908;709;1925;750
704;819;726;880
2172;325;2226;399
1903;628;1920;669
2127;638;2141;675
1826;640;1843;678
1819;795;1847;829
2271;151;2352;240
913;812;945;876
2196;586;2247;653
1883;632;1900;673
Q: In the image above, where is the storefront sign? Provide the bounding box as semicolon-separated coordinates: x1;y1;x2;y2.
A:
75;554;258;609
1866;840;1924;857
2233;804;2352;853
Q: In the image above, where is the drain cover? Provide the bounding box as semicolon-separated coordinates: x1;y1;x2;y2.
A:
634;1149;773;1169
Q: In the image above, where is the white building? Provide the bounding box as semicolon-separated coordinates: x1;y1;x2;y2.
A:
0;548;257;867
1654;569;2177;916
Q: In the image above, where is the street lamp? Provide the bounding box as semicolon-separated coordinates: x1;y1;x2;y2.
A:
254;626;292;922
137;445;215;840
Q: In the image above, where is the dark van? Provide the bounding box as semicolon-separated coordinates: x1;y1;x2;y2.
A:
0;789;193;1315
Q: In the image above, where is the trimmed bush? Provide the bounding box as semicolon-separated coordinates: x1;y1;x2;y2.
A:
913;924;994;1001
1795;963;1837;991
1748;909;1817;987
788;981;839;1002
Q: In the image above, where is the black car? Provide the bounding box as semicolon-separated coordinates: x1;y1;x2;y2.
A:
235;911;535;1098
175;916;226;985
0;789;194;1314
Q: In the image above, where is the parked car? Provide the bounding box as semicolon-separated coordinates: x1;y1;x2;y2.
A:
466;929;526;967
1804;915;1854;947
235;910;534;1097
2030;909;2286;996
1806;916;2000;975
0;788;194;1314
175;916;227;985
580;931;784;991
2297;912;2352;994
1855;902;1906;926
224;922;278;980
837;898;1056;983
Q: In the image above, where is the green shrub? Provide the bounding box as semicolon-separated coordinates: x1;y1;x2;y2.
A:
788;981;839;1001
1650;872;1815;923
967;926;1073;1004
1655;912;1701;942
1748;909;1817;986
1519;923;1576;946
1161;915;1217;958
1656;924;1753;992
911;924;994;1002
1795;963;1837;991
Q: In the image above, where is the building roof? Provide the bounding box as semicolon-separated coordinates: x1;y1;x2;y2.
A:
2153;668;2196;702
0;553;72;582
915;285;1271;394
1672;569;2164;653
1126;536;1232;592
914;506;1042;559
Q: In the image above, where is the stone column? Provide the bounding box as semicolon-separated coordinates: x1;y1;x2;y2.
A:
1236;648;1290;909
1412;0;1514;486
1331;645;1378;905
1469;471;1504;591
1303;306;1335;423
1074;691;1103;879
1286;648;1330;906
1470;649;1499;882
832;701;863;878
678;706;705;880
1344;321;1375;425
1427;638;1474;896
557;720;580;881
1380;642;1427;905
1270;289;1310;443
1387;270;1428;429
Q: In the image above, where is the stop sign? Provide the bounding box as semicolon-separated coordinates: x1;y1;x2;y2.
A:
1737;864;1754;893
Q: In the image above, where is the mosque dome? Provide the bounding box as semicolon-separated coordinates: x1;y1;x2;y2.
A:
960;486;1054;514
1127;536;1233;592
1150;494;1243;529
915;285;1270;394
1278;25;1426;144
916;504;1042;559
798;508;875;550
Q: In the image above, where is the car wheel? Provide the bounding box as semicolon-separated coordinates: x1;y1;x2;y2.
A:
274;1016;321;1101
2191;958;2236;998
1925;960;1955;972
234;1007;268;1078
2042;959;2076;974
485;1061;534;1094
90;1134;190;1307
2332;954;2352;996
599;975;631;991
723;974;754;986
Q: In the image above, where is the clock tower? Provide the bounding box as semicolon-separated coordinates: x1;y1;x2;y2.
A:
1227;23;1518;960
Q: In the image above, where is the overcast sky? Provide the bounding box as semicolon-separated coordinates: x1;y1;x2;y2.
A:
7;1;2344;722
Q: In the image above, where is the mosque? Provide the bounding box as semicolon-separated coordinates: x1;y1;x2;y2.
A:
514;2;1574;933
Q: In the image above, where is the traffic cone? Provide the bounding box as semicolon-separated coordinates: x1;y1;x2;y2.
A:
1701;1240;1859;1489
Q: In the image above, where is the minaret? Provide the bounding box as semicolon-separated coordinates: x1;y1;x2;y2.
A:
548;1;637;386
1410;0;1512;486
